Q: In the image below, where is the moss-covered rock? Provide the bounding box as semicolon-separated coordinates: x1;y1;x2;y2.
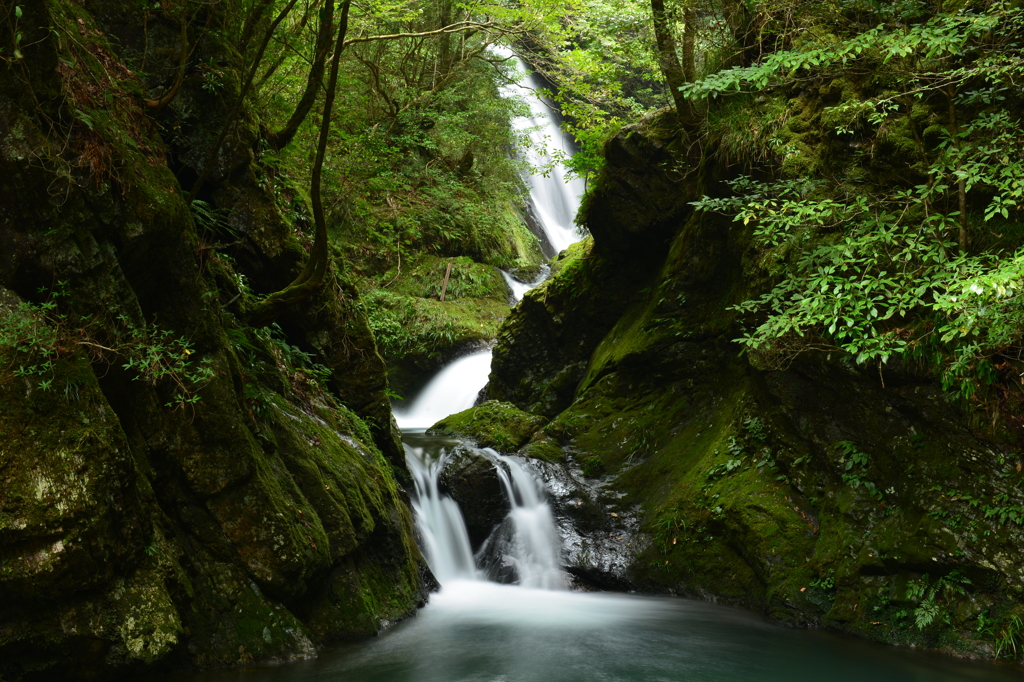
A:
428;400;546;452
362;254;514;399
483;107;1024;660
0;4;428;678
488;239;647;417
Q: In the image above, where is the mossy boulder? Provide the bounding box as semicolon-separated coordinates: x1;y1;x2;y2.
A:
0;5;428;678
583;108;700;262
0;288;186;678
488;239;645;417
428;400;546;452
362;254;514;399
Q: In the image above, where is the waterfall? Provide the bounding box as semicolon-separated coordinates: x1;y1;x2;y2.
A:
395;47;585;432
406;443;478;583
485;452;566;590
493;45;586;257
405;441;565;590
500;265;550;303
392;350;493;430
396;44;585;594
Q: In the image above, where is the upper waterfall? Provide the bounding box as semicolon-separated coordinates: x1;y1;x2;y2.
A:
493;45;586;257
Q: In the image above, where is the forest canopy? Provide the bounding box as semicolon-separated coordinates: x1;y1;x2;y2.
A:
2;0;1022;408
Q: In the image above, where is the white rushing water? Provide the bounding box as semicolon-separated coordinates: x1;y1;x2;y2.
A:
393;40;583;600
405;443;478;583
394;46;585;433
494;45;586;257
500;265;550;303
404;437;565;591
489;453;565;589
392;350;493;429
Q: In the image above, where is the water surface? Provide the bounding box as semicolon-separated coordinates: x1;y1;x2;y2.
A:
176;581;1020;682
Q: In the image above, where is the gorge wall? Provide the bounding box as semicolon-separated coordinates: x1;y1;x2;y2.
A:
0;2;428;679
445;108;1024;658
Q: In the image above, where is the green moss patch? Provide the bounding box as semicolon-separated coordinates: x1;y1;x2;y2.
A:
429;400;547;452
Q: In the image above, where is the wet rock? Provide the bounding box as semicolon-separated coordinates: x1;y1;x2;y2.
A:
527;456;640;591
437;446;509;551
488;240;655;418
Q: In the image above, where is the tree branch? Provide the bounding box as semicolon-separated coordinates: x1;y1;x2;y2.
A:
342;20;508;47
188;0;299;202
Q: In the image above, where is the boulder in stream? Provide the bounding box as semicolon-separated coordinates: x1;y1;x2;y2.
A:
437;446;509;551
429;400;546;453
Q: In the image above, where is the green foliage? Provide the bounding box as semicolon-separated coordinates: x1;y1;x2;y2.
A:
836;441;882;501
809;575;835;590
259;10;542;271
579;453;605;477
743;416;767;443
0;4;25;62
706;456;744;482
902;571;971;630
115;316;215;408
0;283;72;386
678;10;1004;101
363;288;500;362
994;614;1024;660
520;0;667;182
623;417;654;465
0;284;213;408
683;0;1024;407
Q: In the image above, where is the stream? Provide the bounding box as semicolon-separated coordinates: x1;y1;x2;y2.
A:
178;429;1023;681
178;50;1021;682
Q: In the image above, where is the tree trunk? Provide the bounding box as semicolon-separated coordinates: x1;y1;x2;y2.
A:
947;87;968;253
144;7;189;111
438;0;452;76
266;3;334;151
651;0;691;121
249;0;353;328
682;6;696;83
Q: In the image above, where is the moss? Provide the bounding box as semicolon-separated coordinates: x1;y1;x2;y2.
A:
0;4;427;675
519;437;565;463
363;254;514;397
428;400;547;452
479;104;1024;659
0;290;141;598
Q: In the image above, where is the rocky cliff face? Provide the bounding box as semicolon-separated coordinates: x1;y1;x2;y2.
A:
464;108;1024;657
0;3;427;679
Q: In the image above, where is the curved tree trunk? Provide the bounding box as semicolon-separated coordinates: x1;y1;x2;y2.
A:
249;0;352;328
144;8;189;111
266;3;334;151
651;0;693;122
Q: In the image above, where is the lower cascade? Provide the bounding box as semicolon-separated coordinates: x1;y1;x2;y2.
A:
406;440;566;590
406;442;478;583
487;453;565;589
